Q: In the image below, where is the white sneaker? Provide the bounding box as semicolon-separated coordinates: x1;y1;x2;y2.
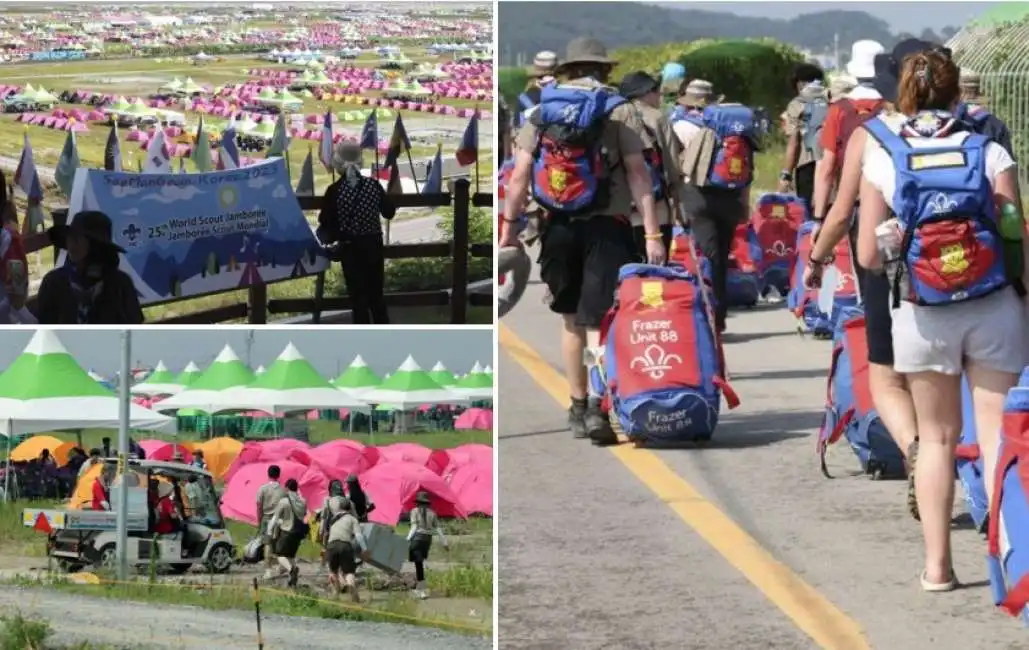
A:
417;580;429;600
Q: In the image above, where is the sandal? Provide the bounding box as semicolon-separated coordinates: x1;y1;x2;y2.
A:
920;570;958;592
906;439;920;522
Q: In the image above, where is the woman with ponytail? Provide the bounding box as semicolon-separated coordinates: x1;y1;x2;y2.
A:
316;140;396;324
850;50;1027;592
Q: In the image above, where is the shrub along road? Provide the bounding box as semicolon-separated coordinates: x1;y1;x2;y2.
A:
498;256;1027;650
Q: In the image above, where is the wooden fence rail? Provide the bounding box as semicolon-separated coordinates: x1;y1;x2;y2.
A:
23;179;493;325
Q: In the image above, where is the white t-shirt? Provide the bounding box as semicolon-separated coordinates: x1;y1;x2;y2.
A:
862;112;1016;212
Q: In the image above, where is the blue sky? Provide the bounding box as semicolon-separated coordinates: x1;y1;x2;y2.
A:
0;329;494;378
655;1;995;32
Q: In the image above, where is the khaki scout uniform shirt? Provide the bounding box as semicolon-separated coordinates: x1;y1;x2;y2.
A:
785;96;817;168
515;77;647;219
631;100;685;227
327;512;361;544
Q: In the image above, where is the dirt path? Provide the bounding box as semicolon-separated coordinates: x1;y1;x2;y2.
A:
0;587;491;650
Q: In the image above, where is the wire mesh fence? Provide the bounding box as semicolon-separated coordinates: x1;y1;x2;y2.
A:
948;18;1029;187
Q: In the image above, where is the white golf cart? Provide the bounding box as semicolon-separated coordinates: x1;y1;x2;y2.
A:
23;459;236;574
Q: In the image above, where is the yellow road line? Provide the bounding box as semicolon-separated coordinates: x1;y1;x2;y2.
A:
499;324;871;650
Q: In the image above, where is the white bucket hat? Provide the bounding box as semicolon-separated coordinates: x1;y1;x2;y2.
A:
846;40;885;80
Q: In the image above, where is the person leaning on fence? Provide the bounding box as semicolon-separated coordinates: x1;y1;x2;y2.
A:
316;141;396;325
36;210;143;325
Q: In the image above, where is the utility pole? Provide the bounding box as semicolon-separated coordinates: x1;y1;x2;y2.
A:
115;330;132;581
245;330;255;369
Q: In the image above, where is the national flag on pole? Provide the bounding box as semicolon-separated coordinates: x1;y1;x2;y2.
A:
455;111;479;166
296;148;315;196
319;110;334;171
385;160;403;196
383;113;411;169
266;112;290;158
359;109;378;150
143;131;172;174
421;143;443;195
54;129;81;197
14;133;44;236
218;127;240;170
190;116;214;173
103;123;122;172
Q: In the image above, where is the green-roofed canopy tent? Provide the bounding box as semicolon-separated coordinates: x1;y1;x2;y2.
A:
153;345;255;413
333;354;381;391
428;361;457;387
130;361;183;396
453;361;493;401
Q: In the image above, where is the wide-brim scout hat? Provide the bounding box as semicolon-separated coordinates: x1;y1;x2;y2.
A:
619;71;660;100
678;79;713;107
415;491;431;505
554;37;616;72
48;210;126;254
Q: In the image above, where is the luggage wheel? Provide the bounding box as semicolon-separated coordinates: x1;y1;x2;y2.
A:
632;438;647;449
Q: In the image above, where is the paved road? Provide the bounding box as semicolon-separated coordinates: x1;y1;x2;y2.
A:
498;256;1027;650
0;587;490;650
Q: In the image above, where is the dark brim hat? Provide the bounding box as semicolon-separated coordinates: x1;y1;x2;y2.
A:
415;491;431;504
48;210;126;254
618;71;659;100
554;37;616;72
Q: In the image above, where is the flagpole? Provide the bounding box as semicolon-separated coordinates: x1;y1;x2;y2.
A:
405;148;420;194
473;104;480;195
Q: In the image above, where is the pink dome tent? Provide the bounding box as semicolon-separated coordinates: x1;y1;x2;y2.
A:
287;439;380;480
360;461;466;526
221;461;328;526
137;440;193;463
444;443;492;476
222;439;311;483
454;408;492;431
446;463;492;516
376;443;449;476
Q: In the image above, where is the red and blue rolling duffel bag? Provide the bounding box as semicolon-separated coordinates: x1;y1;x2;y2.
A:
751;192;805;296
816;306;905;479
599;263;738;446
987;367;1029;624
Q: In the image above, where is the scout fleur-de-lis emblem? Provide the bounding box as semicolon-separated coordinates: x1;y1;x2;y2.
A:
929;193;958;215
767;240;794;257
630;344;682;380
549;169;568;192
731;121;745;133
558;103;580;125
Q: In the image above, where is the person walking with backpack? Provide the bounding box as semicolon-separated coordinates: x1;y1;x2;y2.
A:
778;63;827;212
671;79;759;333
847;50;1027;592
324;496;368;603
498;37;665;446
256;465;287;580
269;478;308;587
513;51;558;129
407;491;448;600
618;71;686;257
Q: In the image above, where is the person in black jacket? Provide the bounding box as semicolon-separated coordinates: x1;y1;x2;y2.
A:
37;210;143;325
316;141;396;324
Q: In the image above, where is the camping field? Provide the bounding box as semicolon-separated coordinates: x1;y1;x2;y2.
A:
0;423;494;636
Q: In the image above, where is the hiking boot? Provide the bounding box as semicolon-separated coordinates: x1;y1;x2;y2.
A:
287;565;299;587
906;439;920;522
586;401;618;447
568;398;589;439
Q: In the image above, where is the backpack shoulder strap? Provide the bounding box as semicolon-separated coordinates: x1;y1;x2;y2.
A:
517;92;535;112
862;117;908;155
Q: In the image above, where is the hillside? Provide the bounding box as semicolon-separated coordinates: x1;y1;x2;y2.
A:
497;2;957;64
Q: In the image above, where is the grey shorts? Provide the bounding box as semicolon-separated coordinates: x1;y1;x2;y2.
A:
892;287;1028;376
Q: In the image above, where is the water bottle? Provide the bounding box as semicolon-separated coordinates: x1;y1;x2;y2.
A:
875;218;903;263
999;202;1024;281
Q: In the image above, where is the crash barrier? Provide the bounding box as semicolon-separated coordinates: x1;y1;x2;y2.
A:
33;572;491;637
22;179;493;325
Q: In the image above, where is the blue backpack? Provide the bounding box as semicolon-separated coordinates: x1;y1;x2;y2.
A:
956;375;989;533
817;306;906;479
684;104;757;190
530;85;626;215
726;223;763;308
514;91;537;128
863;116;1007;306
987;366;1029;624
598;264;739;446
802;97;830;160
